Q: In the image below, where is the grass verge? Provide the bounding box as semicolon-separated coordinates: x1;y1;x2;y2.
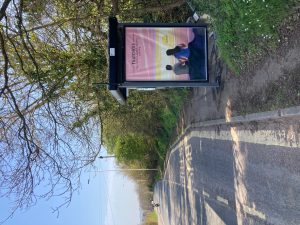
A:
192;0;297;73
155;89;189;172
143;211;158;225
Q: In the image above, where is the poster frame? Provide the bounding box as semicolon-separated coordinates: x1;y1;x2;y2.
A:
119;22;209;86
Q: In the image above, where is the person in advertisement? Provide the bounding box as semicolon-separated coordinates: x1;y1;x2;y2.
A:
165;43;190;75
125;27;207;81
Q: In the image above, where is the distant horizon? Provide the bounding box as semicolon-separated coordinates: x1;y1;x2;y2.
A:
0;148;142;225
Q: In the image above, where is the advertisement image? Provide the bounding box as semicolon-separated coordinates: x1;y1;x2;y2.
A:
125;26;207;81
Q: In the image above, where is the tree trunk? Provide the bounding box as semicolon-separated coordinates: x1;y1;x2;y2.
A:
0;0;12;21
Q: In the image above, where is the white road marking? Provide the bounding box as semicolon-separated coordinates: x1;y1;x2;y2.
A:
158;208;166;225
164;146;180;179
205;202;227;225
164;180;195;193
216;196;229;205
203;190;210;198
243;205;266;220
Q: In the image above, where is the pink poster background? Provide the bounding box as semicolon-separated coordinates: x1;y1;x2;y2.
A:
125;27;194;81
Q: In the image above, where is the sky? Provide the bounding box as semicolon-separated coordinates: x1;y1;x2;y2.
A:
0;149;142;225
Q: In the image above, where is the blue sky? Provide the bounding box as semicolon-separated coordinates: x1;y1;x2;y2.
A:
0;149;142;225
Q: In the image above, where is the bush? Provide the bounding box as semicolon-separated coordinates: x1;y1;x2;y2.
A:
114;133;149;164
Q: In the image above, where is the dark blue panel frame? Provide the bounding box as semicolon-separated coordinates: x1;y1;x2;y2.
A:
108;17;214;89
108;17;119;90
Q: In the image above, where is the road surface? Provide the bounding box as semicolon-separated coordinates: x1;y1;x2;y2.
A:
154;116;300;225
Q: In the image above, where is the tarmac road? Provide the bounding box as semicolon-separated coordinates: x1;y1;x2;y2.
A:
154;116;300;225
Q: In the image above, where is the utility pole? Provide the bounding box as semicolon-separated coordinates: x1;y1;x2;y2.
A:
89;169;158;173
96;155;158;172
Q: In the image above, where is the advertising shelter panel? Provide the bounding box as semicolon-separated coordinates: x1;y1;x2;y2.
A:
125;26;208;82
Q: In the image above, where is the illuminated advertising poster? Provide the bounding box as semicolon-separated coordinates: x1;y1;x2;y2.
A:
125;27;207;81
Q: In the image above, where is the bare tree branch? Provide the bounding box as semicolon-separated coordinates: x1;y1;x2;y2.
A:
0;0;12;21
0;29;9;98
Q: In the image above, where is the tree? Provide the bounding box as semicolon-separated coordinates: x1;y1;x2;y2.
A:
0;0;106;220
0;0;188;221
114;133;149;164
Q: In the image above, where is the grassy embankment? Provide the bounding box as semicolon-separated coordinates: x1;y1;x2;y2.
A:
155;89;188;169
103;89;188;176
144;211;158;225
192;0;297;73
190;0;300;113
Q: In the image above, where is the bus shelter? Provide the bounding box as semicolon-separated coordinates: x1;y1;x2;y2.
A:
108;17;217;104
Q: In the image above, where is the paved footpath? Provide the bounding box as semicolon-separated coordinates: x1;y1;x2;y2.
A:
154;114;300;225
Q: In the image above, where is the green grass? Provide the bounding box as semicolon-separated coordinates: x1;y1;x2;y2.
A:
143;211;158;225
155;88;188;171
192;0;297;73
